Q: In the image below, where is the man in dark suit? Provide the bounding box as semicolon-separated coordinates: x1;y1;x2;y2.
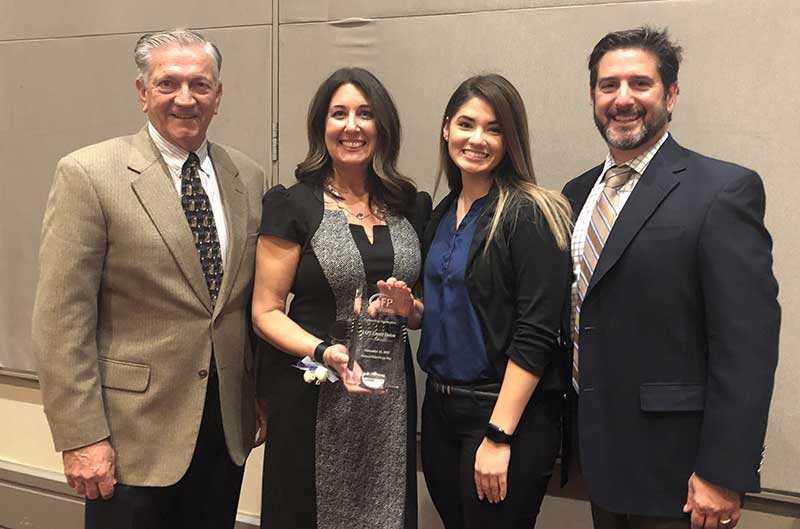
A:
563;27;780;529
31;29;266;529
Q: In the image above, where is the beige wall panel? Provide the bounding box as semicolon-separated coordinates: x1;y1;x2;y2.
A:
0;380;62;472
279;0;800;495
280;0;641;23
0;0;272;41
207;26;273;172
0;26;270;372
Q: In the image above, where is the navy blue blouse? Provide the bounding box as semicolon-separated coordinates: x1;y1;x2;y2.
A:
417;196;492;383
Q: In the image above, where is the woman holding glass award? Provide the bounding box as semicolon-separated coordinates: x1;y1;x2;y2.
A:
414;74;572;529
251;67;430;529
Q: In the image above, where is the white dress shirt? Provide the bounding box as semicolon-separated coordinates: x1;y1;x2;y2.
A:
148;122;228;265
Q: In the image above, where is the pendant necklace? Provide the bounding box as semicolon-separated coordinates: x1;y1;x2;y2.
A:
324;180;374;220
336;201;373;220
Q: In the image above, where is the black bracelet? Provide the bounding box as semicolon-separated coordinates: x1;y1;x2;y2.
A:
314;341;329;364
485;422;513;445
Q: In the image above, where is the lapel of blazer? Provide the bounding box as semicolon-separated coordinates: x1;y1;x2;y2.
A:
586;136;685;297
465;186;498;271
128;127;213;313
209;142;247;317
421;187;497;270
566;167;603;221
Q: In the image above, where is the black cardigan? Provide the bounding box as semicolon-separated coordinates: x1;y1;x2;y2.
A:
420;188;571;394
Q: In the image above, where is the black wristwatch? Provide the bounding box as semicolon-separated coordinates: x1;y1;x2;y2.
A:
485;422;513;445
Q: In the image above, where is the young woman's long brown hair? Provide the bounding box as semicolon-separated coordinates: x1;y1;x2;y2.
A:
435;74;572;250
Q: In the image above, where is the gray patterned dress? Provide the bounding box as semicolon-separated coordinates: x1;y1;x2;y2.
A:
258;181;425;529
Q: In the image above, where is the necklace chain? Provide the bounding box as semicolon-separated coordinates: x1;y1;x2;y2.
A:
335;201;373;220
324;181;346;200
324;180;380;221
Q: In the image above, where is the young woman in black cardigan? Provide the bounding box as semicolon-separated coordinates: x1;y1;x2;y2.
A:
401;74;573;529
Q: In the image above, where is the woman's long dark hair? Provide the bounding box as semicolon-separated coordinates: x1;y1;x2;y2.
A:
296;67;416;215
435;74;572;250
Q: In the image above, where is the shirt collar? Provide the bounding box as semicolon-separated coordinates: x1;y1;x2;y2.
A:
147;122;210;173
601;131;670;177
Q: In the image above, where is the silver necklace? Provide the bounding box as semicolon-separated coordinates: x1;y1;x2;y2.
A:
335;201;373;220
324;180;378;220
324;181;346;201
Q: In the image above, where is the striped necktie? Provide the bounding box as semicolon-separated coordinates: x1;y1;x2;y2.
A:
572;165;635;389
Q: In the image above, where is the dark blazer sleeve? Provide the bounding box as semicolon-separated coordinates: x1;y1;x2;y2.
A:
694;169;780;493
504;207;571;377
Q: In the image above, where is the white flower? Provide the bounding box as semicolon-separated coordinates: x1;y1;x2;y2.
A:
315;366;329;383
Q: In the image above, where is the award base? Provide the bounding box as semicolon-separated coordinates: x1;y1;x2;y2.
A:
351;315;405;391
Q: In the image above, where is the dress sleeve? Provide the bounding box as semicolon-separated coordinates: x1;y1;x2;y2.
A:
259;184;307;245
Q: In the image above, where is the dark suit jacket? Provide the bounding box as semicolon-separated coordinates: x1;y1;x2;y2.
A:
562;135;780;517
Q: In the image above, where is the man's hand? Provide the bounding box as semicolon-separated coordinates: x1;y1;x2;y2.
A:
474;438;511;504
683;472;741;529
254;398;268;447
62;439;116;500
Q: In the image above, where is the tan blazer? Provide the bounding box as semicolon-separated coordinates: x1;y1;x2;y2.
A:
31;126;264;486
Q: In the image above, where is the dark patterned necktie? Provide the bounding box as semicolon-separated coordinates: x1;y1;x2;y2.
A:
181;152;223;306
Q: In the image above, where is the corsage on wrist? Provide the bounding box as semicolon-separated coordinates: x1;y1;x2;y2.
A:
294;342;339;385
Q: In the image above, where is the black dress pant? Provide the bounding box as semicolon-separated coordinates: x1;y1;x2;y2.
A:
85;373;245;529
421;379;562;529
591;503;690;529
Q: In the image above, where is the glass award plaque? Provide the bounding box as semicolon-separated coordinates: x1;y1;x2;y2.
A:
335;288;408;391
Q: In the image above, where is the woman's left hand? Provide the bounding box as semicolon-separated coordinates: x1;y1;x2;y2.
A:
474;438;511;504
368;278;414;318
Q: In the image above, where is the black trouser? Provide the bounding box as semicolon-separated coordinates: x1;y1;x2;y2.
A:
421;378;562;529
591;503;690;529
85;373;245;529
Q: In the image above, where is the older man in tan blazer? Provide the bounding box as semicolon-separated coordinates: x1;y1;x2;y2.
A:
31;29;266;529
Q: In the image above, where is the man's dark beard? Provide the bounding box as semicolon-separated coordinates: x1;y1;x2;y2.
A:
594;101;668;151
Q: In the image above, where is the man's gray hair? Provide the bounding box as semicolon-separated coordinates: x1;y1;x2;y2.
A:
134;29;222;83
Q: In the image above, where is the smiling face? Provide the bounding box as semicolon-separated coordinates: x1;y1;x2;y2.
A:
324;83;378;171
444;96;505;181
592;47;677;161
136;45;222;152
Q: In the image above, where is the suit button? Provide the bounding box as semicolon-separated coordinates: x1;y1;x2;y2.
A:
198;369;208;378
